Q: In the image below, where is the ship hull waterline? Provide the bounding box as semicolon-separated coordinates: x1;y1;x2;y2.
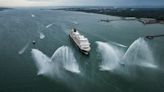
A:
69;35;90;55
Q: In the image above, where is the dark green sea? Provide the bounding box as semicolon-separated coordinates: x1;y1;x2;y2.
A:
0;9;164;92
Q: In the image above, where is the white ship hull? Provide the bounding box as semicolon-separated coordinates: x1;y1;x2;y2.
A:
69;29;91;55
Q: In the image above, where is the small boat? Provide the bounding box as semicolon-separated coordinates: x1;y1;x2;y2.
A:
32;40;36;45
69;28;91;55
146;36;154;40
146;34;164;40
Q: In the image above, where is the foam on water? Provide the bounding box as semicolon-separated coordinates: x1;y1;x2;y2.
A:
96;41;124;71
46;23;54;28
123;37;157;69
18;41;30;55
39;32;45;39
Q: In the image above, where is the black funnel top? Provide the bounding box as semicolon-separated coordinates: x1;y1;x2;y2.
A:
73;28;76;32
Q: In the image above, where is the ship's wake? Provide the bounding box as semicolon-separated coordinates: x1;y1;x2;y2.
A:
46;23;54;28
18;41;30;55
39;31;45;39
31;46;80;79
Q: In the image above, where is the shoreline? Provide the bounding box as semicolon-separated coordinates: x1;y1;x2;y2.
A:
0;7;12;11
58;7;164;24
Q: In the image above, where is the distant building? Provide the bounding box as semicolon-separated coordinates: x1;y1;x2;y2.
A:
139;18;157;24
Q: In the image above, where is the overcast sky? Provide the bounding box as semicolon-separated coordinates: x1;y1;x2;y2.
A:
0;0;164;7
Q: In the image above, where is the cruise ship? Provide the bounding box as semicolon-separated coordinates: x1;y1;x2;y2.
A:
69;28;91;55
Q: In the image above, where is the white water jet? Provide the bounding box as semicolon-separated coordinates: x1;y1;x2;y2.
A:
123;37;157;69
31;46;80;79
18;42;30;55
51;46;80;74
96;41;125;71
31;49;53;76
46;23;54;28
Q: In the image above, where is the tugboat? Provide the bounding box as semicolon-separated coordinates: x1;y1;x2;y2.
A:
146;34;164;40
69;28;91;55
32;40;36;45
